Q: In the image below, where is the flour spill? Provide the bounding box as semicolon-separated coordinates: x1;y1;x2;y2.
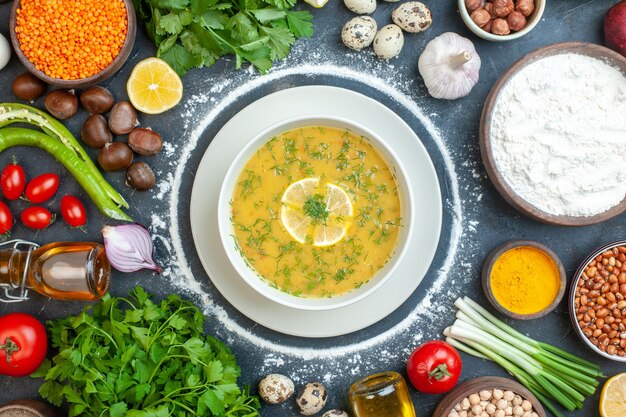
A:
145;47;484;381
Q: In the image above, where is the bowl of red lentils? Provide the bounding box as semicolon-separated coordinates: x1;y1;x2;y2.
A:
570;240;626;362
9;0;136;88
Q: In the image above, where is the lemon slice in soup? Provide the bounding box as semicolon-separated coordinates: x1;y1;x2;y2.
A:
281;178;353;247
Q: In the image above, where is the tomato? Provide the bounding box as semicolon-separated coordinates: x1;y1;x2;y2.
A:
0;313;48;377
60;195;87;227
406;340;462;394
25;173;59;203
0;201;13;235
0;163;26;200
21;206;54;229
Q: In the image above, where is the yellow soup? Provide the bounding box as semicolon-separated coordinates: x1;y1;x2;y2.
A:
231;126;402;298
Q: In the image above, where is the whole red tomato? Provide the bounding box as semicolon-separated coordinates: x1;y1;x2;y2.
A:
25;173;59;203
0;163;26;200
406;340;462;394
0;313;48;377
21;206;54;230
60;195;87;227
0;201;13;235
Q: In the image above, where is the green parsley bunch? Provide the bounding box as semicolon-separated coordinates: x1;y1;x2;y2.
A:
34;287;260;417
132;0;315;75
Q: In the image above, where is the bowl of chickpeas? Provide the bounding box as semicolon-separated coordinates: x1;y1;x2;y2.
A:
458;0;545;42
9;0;136;88
433;376;546;417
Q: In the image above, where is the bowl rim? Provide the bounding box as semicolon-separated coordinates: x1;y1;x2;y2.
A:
217;114;415;311
9;0;137;88
479;42;626;226
482;240;566;320
432;376;547;417
569;239;626;362
457;0;545;42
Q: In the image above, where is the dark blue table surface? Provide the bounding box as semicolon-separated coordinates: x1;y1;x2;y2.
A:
0;0;624;416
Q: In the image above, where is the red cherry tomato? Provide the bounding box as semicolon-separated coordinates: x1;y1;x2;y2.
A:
60;195;87;227
406;340;462;394
0;163;26;200
0;201;13;235
0;313;48;377
25;173;59;203
21;206;54;230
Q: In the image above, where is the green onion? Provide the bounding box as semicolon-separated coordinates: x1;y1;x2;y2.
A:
444;297;604;417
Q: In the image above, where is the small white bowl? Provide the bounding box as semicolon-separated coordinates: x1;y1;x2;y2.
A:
458;0;545;42
217;115;414;311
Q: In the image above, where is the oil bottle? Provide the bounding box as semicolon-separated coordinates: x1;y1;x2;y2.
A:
0;240;110;302
349;371;416;417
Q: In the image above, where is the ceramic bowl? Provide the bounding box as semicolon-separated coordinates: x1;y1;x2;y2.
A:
480;43;626;225
458;0;545;42
0;400;58;417
9;0;136;88
482;240;566;320
432;376;547;417
569;239;626;362
217;115;414;311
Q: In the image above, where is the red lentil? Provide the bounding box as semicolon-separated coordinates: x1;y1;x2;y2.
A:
15;0;128;80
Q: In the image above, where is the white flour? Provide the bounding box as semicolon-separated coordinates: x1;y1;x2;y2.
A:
490;53;626;217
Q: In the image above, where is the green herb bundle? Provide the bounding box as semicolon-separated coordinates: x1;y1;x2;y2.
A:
34;287;260;417
132;0;314;76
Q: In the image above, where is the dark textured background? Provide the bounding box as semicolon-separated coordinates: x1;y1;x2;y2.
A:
1;0;625;416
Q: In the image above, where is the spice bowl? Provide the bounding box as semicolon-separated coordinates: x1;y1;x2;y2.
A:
482;240;566;320
9;0;137;88
458;0;545;42
569;240;626;362
0;400;58;417
432;376;546;417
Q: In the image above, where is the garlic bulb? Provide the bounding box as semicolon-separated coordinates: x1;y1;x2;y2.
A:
418;32;481;100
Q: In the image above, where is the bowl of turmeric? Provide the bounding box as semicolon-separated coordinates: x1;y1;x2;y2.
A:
9;0;136;88
482;240;566;320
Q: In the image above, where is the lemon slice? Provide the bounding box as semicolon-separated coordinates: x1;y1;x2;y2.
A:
600;373;626;417
304;0;330;8
280;178;353;247
127;57;183;114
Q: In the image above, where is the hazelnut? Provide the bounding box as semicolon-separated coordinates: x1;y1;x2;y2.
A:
471;9;491;27
484;2;498;18
491;17;511;34
515;0;535;16
482;19;493;32
493;0;514;17
507;10;526;31
465;0;483;12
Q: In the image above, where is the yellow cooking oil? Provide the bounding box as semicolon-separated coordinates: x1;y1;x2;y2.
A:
349;371;416;417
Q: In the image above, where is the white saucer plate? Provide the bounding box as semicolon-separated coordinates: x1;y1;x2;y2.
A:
190;85;442;338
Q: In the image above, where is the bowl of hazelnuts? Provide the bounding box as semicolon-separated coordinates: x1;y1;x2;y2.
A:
458;0;545;41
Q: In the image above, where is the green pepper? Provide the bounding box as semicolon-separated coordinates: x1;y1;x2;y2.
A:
0;127;131;221
0;103;128;210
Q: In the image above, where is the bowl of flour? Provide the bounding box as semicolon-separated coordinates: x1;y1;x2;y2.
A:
480;42;626;226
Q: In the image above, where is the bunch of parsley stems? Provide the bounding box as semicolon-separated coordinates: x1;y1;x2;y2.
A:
443;297;604;417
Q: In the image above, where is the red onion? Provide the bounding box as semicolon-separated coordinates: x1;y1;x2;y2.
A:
102;224;162;273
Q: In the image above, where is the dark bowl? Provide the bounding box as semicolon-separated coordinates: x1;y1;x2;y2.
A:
432;376;547;417
0;400;58;417
8;0;136;89
569;239;626;362
482;240;566;320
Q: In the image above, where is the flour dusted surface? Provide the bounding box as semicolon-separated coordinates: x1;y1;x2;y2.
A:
490;53;626;217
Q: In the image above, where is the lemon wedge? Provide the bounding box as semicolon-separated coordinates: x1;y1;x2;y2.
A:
280;178;353;247
127;57;183;114
304;0;330;8
600;373;626;417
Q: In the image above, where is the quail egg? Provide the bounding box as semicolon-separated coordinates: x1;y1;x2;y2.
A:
392;1;433;33
343;0;376;14
341;16;377;51
0;33;11;71
296;382;328;416
373;24;404;60
258;374;295;405
322;410;349;417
